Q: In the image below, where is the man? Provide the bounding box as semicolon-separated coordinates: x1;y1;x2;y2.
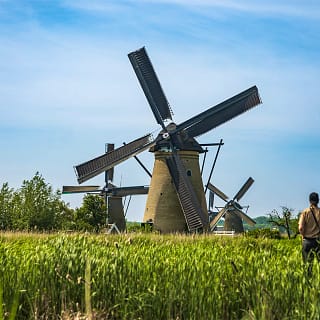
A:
298;192;320;264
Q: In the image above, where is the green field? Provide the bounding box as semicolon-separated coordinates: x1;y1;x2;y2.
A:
0;232;319;319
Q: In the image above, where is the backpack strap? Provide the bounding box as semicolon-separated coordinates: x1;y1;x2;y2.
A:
310;207;320;234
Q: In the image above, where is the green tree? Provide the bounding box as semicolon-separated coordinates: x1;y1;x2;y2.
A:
75;194;106;232
0;182;14;230
268;206;298;239
52;200;76;230
10;172;66;230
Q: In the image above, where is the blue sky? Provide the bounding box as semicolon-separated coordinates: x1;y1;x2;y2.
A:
1;0;320;221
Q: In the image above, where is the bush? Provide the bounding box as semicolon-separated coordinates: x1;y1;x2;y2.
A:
245;228;281;239
0;173;72;231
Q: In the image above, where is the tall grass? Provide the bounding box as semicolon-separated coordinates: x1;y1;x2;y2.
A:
0;232;318;319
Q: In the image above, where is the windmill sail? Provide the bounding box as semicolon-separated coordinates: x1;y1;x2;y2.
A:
62;186;101;194
128;47;173;127
234;208;256;226
75;134;156;184
166;152;208;232
207;183;229;202
110;186;149;197
175;86;261;138
233;177;254;201
105;143;115;182
209;207;227;231
209;191;214;210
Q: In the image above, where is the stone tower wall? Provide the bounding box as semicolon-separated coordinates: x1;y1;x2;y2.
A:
143;150;208;233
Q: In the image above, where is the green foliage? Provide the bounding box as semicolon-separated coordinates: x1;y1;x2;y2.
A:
126;221;143;232
245;228;281;239
126;221;155;233
0;173;72;231
248;216;274;229
74;194;106;232
10;172;60;230
253;216;271;225
268;206;298;239
0;183;14;230
0;233;317;319
53;203;76;231
0;173;110;232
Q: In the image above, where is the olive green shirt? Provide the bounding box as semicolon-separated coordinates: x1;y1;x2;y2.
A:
299;205;320;239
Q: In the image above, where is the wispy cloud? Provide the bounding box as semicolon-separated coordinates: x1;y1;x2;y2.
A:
144;0;320;19
61;0;127;14
62;0;320;19
1;26;318;138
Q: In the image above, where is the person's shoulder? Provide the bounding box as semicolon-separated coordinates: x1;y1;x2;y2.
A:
301;208;310;216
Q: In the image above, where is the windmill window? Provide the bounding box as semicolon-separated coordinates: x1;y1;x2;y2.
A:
187;170;192;177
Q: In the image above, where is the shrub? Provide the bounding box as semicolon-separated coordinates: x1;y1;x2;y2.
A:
245;228;281;239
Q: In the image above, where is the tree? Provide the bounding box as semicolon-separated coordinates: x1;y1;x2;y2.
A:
10;172;69;230
74;194;106;232
0;173;109;232
268;206;298;239
0;182;14;230
52;200;75;230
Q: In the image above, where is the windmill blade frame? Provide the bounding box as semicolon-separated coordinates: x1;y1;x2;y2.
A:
175;86;261;138
75;134;156;184
209;207;227;231
233;208;256;226
233;177;254;202
128;47;173;129
105;143;115;182
62;186;101;194
109;186;149;197
208;190;214;210
207;182;229;202
166;152;208;232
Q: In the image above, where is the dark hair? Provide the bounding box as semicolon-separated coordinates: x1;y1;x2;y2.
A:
309;192;319;205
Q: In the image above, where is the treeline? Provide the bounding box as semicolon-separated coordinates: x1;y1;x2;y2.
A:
0;173;300;236
0;173;106;232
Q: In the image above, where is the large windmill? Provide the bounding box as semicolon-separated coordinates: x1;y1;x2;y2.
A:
208;177;256;233
63;143;149;232
73;47;262;233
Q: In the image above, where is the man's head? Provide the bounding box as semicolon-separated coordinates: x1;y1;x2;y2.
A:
309;192;319;205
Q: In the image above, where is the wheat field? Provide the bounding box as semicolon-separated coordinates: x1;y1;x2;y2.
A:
0;232;318;319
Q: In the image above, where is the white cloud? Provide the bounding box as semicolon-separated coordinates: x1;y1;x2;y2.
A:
1;24;319;140
61;0;126;13
150;0;320;18
62;0;320;19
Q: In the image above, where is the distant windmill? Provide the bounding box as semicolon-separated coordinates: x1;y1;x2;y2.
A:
63;143;148;232
73;47;262;233
208;177;256;233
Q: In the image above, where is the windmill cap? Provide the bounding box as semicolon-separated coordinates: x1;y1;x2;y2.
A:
309;192;319;204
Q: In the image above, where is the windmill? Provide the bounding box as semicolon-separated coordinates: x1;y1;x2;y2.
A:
63;143;149;232
208;177;256;233
73;46;262;233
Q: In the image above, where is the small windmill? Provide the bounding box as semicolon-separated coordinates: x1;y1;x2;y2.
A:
73;47;262;233
63;143;149;232
208;177;256;233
